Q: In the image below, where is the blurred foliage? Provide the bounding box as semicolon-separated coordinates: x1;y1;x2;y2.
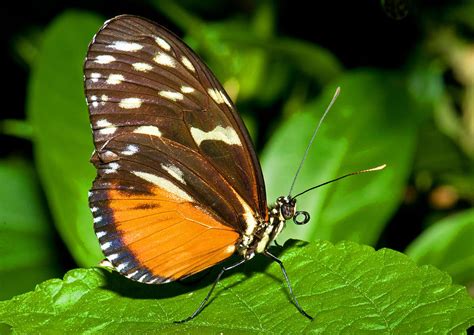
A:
27;12;104;267
1;0;473;331
406;209;474;286
0;158;62;300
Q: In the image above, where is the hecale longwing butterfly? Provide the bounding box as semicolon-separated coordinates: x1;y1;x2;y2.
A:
84;15;384;322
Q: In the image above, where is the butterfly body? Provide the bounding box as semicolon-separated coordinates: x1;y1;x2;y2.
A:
238;196;295;259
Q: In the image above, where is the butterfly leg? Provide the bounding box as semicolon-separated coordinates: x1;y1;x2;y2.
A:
272;239;283;248
264;250;313;320
174;258;247;323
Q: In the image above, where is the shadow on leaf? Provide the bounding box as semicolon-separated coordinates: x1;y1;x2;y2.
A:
97;239;308;303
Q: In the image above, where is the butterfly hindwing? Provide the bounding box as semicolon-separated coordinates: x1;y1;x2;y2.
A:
90;175;240;283
84;15;267;282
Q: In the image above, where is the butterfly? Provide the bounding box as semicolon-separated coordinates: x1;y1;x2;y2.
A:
84;14;384;322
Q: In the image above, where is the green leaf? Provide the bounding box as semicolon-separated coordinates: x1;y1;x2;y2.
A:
0;158;62;300
1;119;33;140
0;241;472;333
406;209;474;285
27;11;104;266
262;70;418;245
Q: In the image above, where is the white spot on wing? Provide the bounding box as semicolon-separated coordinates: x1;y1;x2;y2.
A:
106;74;124;85
101;241;112;251
108;41;143;52
96;119;113;128
95;55;116;64
161;163;185;184
190;125;242;146
154;52;175;67
132;62;153;72
90;73;101;82
126;270;138;279
138;274;148;282
208;88;232;108
181;56;195;72
181;86;195;93
119;97;142;109
116;262;129;272
96;119;116;135
133;126;162;137
207;89;222;103
132;171;193;202
122;144;139;156
159;90;183;101
93;216;102;223
101;95;108;105
91;207;98;213
96;231;106;238
98;127;117;135
155;36;171;51
104;162;120;174
107;253;119;261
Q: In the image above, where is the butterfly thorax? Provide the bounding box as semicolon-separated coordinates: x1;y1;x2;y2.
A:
238;196;296;259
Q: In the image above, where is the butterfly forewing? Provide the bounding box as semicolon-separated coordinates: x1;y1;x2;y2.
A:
84;15;266;283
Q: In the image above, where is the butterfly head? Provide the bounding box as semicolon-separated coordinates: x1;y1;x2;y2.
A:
276;196;310;225
277;196;296;220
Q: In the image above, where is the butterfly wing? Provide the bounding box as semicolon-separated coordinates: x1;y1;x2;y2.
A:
84;15;266;283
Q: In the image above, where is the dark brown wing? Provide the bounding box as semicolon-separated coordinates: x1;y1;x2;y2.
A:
84;15;267;282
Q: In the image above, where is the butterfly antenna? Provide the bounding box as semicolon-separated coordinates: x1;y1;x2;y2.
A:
288;87;341;196
291;164;387;200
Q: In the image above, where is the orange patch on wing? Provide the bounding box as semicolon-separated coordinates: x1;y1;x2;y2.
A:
108;186;239;280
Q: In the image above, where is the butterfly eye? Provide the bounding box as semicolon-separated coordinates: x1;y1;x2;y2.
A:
293;211;310;225
281;203;294;220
